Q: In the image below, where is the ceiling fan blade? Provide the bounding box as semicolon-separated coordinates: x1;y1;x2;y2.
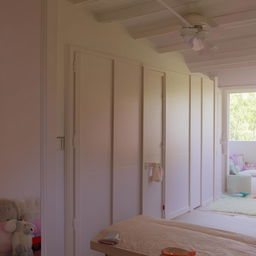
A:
197;40;219;55
206;17;219;27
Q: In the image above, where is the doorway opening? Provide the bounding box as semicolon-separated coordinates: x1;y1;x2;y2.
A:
227;91;256;195
210;90;256;216
206;89;256;217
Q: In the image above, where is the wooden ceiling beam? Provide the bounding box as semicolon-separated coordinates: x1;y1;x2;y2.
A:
130;9;256;39
157;34;256;53
187;47;256;65
157;43;189;53
130;22;180;39
188;54;256;72
95;1;164;23
189;61;256;72
93;0;201;23
214;9;256;29
68;0;97;6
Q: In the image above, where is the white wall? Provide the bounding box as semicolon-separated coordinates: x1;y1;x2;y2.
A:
229;141;256;163
0;0;41;199
218;67;256;88
0;2;64;256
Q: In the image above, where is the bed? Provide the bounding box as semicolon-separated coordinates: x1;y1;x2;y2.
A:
228;154;256;194
91;215;256;256
227;171;256;194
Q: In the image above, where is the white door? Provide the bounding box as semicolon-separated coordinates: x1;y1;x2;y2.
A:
112;59;142;223
190;75;202;209
75;52;113;256
142;67;164;218
70;51;144;256
214;85;223;200
165;71;190;219
201;78;214;206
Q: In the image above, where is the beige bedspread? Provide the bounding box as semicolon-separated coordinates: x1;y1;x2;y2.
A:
91;215;256;256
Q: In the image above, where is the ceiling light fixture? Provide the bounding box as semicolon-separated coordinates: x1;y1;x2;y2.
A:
156;0;210;52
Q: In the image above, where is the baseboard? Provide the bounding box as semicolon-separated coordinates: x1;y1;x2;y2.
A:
214;193;222;201
167;207;190;219
202;197;213;207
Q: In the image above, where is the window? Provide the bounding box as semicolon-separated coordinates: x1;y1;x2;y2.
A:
229;92;256;141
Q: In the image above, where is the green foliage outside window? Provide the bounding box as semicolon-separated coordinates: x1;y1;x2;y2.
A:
230;93;256;141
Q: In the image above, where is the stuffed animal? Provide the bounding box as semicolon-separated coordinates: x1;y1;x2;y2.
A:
4;220;35;256
0;199;21;256
0;199;20;221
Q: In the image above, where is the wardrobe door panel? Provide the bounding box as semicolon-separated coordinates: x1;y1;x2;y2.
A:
113;60;142;223
165;72;190;219
77;53;113;256
202;78;214;205
143;68;164;218
214;85;223;200
190;75;202;209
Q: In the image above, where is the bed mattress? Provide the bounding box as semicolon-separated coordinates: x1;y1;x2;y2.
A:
238;169;256;176
91;215;256;256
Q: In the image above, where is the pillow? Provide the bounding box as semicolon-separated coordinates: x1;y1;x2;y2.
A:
244;162;256;170
229;158;240;175
238;169;256;176
230;154;245;171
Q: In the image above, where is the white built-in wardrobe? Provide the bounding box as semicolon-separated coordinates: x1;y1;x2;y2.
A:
66;49;222;256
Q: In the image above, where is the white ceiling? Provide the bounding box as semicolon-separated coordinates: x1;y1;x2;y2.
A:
69;0;256;78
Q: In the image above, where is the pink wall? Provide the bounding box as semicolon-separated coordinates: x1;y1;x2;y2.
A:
0;0;41;198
